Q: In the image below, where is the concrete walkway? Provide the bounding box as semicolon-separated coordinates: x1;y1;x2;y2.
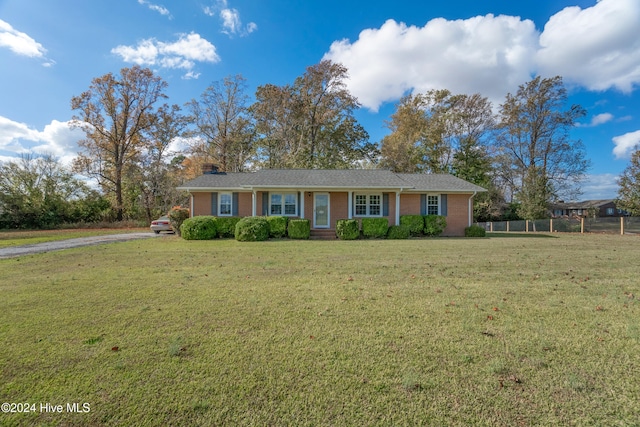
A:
0;233;161;259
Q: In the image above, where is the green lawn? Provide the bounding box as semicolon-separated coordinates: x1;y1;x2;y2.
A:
1;234;638;426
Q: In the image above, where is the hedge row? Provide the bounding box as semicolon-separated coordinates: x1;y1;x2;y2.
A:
180;214;450;241
335;215;447;240
180;216;311;241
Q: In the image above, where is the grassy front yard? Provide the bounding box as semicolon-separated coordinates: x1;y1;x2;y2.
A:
1;234;638;426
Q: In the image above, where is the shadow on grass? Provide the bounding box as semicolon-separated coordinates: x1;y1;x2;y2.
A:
487;232;558;239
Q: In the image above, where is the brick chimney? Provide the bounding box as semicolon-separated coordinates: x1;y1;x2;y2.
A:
201;163;219;174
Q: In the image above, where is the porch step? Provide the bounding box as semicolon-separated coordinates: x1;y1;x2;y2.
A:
309;229;337;240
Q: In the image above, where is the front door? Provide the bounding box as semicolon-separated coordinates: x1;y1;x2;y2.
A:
314;193;330;228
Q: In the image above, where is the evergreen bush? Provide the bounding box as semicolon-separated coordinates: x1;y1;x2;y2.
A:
335;219;360;240
266;216;288;238
464;225;486;237
235;216;270;242
424;215;447;237
400;215;424;236
168;206;190;236
288;219;310;239
215;217;242;238
362;217;388;239
387;225;410;239
180;216;217;240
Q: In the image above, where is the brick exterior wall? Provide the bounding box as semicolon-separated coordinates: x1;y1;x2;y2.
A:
191;192;211;216
442;194;471;237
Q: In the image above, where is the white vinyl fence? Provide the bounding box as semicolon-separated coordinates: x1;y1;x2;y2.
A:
476;217;640;235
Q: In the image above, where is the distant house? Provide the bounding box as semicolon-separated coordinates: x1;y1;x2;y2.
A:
177;166;487;237
550;199;626;218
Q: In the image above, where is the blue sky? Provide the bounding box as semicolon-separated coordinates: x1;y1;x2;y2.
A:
1;0;639;200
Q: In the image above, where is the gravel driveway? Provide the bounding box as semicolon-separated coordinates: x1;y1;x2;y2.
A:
0;233;162;259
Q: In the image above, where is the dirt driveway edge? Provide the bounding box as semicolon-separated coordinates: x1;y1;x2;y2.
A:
0;233;163;259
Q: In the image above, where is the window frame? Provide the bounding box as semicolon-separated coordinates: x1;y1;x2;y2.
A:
354;193;383;217
426;194;440;216
218;192;233;216
269;192;298;217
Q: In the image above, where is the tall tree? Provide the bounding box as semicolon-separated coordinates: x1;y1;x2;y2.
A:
132;103;189;221
617;148;640;216
252;60;374;169
381;90;495;175
71;66;169;220
187;74;255;172
495;76;589;219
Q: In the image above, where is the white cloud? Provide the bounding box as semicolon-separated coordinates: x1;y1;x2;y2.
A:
580;173;620;200
323;0;640;111
323;16;539;111
577;112;614;127
205;1;257;37
0;116;84;166
111;33;219;77
537;0;640;93
613;130;640;159
0;18;51;64
137;0;172;18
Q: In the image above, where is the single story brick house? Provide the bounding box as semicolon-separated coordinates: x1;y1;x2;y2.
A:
177;168;486;237
550;199;626;218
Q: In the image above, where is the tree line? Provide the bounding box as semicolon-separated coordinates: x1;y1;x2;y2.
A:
5;60;635;229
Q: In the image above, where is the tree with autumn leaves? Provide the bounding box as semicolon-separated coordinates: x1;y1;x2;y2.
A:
65;63;593;226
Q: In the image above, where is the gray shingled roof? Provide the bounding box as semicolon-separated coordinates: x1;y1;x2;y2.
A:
178;169;487;193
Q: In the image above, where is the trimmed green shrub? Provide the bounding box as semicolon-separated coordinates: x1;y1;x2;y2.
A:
235;216;270;242
336;219;360;240
266;216;288;238
464;225;486;237
387;225;410;239
168;206;190;236
180;216;217;240
400;215;424;236
288;219;310;240
424;215;447;237
215;216;242;238
362;217;388;239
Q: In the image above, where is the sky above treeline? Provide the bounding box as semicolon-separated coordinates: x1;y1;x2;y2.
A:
1;0;639;200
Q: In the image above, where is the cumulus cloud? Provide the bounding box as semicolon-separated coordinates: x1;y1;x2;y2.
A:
0;19;53;65
0;116;84;166
204;0;257;37
111;32;219;77
613;130;640;159
323;15;539;111
537;0;640;93
323;0;640;111
577;113;614;127
137;0;171;18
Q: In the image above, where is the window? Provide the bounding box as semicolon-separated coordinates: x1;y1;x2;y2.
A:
219;192;232;216
606;207;614;216
354;193;382;217
270;193;297;216
427;195;439;215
